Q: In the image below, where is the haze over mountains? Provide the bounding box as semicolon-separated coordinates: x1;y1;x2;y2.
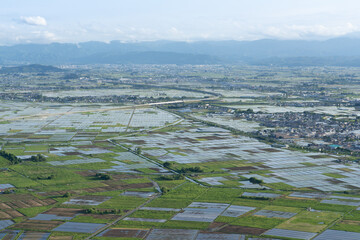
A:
2;37;360;66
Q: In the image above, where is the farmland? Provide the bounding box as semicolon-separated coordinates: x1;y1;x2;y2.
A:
1;64;360;239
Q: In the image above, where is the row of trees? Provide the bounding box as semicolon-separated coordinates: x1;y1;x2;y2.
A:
0;151;46;165
95;173;111;180
163;161;203;173
179;166;203;173
28;154;46;162
85;208;122;214
159;174;184;180
0;150;21;164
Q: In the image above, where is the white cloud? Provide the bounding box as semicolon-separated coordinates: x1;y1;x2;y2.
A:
261;23;359;40
20;16;47;26
37;31;56;41
2;17;360;45
9;31;57;44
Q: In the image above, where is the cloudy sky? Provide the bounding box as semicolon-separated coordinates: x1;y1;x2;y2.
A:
1;0;360;45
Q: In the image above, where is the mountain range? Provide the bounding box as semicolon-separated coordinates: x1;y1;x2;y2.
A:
2;38;360;66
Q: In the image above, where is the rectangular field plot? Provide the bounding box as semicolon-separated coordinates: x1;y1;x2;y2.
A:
121;191;156;198
30;214;73;221
241;174;281;185
289;192;328;199
320;199;360;206
146;229;199;240
219;225;267;236
48;133;76;142
77;148;112;155
53;222;106;233
242;192;281;199
172;202;229;222
275;211;341;233
247;238;279;240
48;158;105;166
102;152;162;172
129;109;180;129
115;152;146;161
0;196;55;210
0;230;20;240
11;220;63;231
196;233;245;240
63;195;111;206
269;166;352;192
199;177;227;186
254;210;297;219
314;229;360;240
43;208;84;217
0;220;13;230
221;206;256;217
0;210;23;219
49;146;78;156
99;228;149;238
140;207;181;212
264;228;317;240
123;217;166;223
0;184;14;189
172;208;223;222
192;114;263;133
239;181;269;189
329;195;360;201
143;149;168;157
18;231;50;240
0;232;7;239
189;202;230;209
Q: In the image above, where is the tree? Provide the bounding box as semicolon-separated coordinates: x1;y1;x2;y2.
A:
159;174;184;180
3;189;12;194
95;173;111;180
246;108;254;113
63;192;71;198
249;177;263;185
179;166;203;173
134;147;141;155
0;150;21;164
29;154;46;162
163;162;172;168
161;187;169;194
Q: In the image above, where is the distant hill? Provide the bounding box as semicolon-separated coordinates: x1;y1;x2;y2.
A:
73;51;219;64
0;64;64;73
248;56;360;67
2;38;360;66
